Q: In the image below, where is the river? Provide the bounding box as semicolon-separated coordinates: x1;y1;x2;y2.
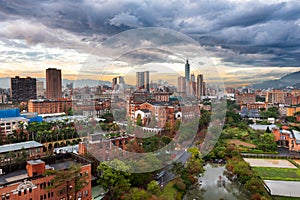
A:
183;164;249;200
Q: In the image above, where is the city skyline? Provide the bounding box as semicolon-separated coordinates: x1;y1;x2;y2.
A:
0;0;300;87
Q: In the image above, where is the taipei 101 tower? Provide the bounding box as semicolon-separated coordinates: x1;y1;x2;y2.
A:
185;59;190;82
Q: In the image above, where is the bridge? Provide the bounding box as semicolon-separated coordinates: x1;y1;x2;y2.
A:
42;137;88;152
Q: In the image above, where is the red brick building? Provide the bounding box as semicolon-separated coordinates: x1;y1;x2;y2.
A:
273;127;300;152
28;98;72;114
0;153;92;200
235;94;256;104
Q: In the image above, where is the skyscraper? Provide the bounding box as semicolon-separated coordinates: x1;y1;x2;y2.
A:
46;68;62;99
197;74;204;98
185;59;190;82
191;74;195;82
136;72;144;90
36;80;45;98
136;71;150;92
112;77;118;90
177;76;186;96
10;76;37;103
144;71;150;92
112;76;125;91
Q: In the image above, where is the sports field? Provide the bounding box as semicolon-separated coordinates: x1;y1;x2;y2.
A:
244;158;297;168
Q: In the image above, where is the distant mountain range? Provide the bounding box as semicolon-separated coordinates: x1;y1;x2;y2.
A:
252;71;300;89
0;77;111;89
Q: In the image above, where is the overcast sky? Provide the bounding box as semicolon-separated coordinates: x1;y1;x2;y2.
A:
0;0;300;86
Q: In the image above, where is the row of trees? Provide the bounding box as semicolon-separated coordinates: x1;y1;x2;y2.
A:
96;147;204;200
97;158;162;199
171;147;204;195
225;148;271;200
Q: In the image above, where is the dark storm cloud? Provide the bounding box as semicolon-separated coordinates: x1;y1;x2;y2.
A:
0;0;300;67
115;48;176;65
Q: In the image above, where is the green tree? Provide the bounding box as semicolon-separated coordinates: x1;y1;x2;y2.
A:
260;107;279;119
136;114;143;126
101;112;114;123
67;108;73;116
97;159;131;199
256;132;277;152
186;147;204;178
124;188;150;200
147;180;160;195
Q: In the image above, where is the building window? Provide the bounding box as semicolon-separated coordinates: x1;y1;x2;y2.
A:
78;192;82;198
40;195;43;200
44;194;46;199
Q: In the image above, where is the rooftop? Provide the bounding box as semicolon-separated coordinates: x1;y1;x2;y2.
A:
0;153;90;187
0;117;28;122
139;109;150;113
0;141;43;154
249;124;278;131
291;130;300;144
27;159;44;165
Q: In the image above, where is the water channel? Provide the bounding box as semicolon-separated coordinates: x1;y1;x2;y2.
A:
183;164;249;200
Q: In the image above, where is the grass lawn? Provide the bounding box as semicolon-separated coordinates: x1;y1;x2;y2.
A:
253;167;300;181
159;181;182;200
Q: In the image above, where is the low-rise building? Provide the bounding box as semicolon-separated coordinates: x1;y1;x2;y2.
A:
235;93;256;104
273;127;300;152
28;98;72;114
0;141;43;161
286;106;300;117
0;153;92;200
0;117;29;136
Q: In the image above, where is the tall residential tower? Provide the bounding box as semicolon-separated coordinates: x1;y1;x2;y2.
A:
136;71;150;92
197;74;204;98
46;68;62;99
10;76;37;103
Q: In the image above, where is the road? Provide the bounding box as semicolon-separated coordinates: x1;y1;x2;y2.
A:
158;150;191;186
242;147;300;159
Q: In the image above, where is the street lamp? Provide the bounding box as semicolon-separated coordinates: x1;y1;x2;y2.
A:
160;176;164;188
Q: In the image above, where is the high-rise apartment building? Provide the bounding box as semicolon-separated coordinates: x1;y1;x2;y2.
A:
144;71;150;92
136;71;150;92
185;59;190;82
112;76;125;91
197;74;204;98
203;82;206;96
177;76;186;96
10;76;37;103
191;74;195;82
36;80;45;98
46;68;62;99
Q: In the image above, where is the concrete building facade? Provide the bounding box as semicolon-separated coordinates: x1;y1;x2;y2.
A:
10;76;37;103
46;68;62;99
